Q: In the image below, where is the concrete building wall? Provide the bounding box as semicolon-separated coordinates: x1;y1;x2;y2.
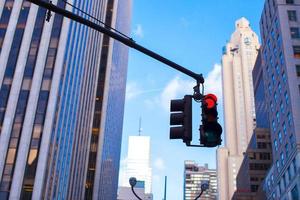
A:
233;128;272;200
259;0;300;199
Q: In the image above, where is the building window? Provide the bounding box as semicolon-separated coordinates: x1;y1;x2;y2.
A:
271;58;274;68
276;112;280;122
280;53;284;65
271;29;276;40
271;102;274;112
282;71;287;83
272;74;275;84
279;131;282;143
251;184;259;192
280;102;284;113
283;123;287;135
285;144;289;158
291;27;300;39
278;35;282;48
288;10;297;21
286;0;294;4
293;46;300;58
274;139;278;151
285;92;289;105
293;159;297;173
288;112;292;125
257;142;267;149
272;120;276;132
290;134;295;148
296;65;300;76
271;174;274;183
291;184;299;200
276;64;280;75
281;152;285;165
277;160;280;172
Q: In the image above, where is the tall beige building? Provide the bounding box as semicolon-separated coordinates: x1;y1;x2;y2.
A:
217;18;260;200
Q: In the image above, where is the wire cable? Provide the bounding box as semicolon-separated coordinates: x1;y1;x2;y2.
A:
58;0;134;41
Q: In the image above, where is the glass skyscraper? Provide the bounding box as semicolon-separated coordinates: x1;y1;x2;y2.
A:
0;0;131;199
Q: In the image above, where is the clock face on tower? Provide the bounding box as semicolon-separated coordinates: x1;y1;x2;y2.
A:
244;37;251;45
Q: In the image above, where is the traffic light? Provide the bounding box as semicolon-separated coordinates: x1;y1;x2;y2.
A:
170;95;192;145
200;94;222;147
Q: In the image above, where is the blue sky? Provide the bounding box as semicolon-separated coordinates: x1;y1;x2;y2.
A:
119;1;264;199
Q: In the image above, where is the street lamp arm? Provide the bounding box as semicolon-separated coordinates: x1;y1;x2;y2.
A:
131;186;143;200
194;190;204;200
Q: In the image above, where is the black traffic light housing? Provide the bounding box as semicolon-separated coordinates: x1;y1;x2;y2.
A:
169;95;192;145
200;94;222;147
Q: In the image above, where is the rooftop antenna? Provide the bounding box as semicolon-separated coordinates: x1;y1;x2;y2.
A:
138;117;142;136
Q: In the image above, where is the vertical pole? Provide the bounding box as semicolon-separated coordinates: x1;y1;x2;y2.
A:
163;176;167;200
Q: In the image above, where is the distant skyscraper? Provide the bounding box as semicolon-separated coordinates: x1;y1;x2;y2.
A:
184;161;217;200
258;0;300;199
217;18;260;200
0;0;131;199
123;135;152;194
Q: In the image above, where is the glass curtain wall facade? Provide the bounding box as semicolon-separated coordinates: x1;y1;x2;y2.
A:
81;0;131;199
0;0;131;199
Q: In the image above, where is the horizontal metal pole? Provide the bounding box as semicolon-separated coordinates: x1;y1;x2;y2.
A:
28;0;204;83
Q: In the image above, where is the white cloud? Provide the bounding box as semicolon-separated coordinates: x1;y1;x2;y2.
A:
133;24;144;38
154;157;166;171
144;63;222;111
159;76;194;111
126;81;164;101
126;82;142;100
203;64;222;103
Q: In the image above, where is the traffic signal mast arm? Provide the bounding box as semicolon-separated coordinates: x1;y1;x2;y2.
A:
28;0;223;148
27;0;204;89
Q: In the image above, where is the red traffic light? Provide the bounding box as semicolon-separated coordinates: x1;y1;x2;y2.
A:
201;93;222;147
203;94;217;109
